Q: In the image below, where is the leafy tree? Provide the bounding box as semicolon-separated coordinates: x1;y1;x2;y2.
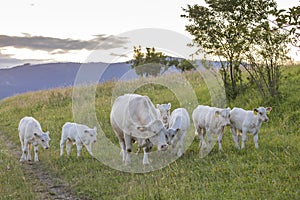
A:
241;3;298;97
181;0;279;100
177;59;195;72
274;4;300;47
242;25;290;97
129;46;169;77
129;46;195;77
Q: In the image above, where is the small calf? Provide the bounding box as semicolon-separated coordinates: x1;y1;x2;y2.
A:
156;103;171;128
192;105;231;152
230;107;272;149
166;108;190;157
18;116;50;162
60;122;97;157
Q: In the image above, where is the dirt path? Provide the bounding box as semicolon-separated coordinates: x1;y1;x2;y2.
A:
0;133;82;200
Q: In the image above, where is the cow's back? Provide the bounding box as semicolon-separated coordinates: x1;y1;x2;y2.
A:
19;117;41;138
230;107;250;129
170;108;190;130
192;105;211;128
62;122;89;140
111;94;158;133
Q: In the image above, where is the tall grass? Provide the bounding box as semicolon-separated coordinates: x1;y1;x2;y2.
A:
0;66;299;199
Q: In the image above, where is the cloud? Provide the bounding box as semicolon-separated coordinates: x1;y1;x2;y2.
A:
110;52;129;58
0;34;129;53
0;51;52;68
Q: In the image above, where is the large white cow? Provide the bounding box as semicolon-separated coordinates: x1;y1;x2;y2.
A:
192;105;231;152
230;107;272;149
166;108;190;157
156;103;171;128
18;116;50;162
60;122;97;157
110;94;168;165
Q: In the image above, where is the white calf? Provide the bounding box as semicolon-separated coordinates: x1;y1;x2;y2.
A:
18;116;50;162
166;108;190;157
60;122;97;157
230;107;272;149
192;105;231;152
156;103;171;128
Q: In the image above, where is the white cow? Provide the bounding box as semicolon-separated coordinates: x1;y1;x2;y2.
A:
60;122;97;157
166;108;190;157
192;105;231;152
230;107;272;149
110;94;168;165
18;116;50;162
156;103;171;128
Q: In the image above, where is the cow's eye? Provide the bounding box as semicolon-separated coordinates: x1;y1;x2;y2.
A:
172;135;175;138
41;139;45;142
259;112;262;115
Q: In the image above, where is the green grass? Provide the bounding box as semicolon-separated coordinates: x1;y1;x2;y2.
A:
0;66;299;199
0;138;35;199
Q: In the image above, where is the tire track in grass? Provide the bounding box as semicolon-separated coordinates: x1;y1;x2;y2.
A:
0;132;84;200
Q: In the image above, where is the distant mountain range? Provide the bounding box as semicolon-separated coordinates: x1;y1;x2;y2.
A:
0;62;134;100
0;60;219;100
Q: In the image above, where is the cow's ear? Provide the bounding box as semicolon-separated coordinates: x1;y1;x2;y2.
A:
266;107;272;114
168;103;171;109
176;128;180;133
34;132;40;138
156;104;160;108
253;109;258;115
215;111;220;117
93;127;97;131
45;131;50;135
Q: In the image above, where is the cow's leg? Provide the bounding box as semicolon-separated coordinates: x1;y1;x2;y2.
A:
76;142;83;157
59;138;67;156
241;129;247;149
27;143;32;161
207;129;212;151
253;133;259;149
34;145;39;162
231;126;240;149
177;131;186;157
66;140;72;156
124;133;132;164
85;144;93;157
20;140;28;162
118;138;126;162
198;127;206;150
218;127;224;151
142;147;150;165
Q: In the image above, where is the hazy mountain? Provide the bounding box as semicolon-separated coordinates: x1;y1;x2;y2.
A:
0;60;220;100
0;62;133;100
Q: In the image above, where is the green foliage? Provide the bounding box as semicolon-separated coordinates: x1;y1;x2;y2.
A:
181;0;292;100
0;65;300;199
129;46;195;77
274;4;300;47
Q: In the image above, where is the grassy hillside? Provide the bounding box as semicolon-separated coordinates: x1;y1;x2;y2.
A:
0;66;299;199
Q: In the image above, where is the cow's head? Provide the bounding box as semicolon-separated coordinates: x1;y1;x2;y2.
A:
254;107;272;122
34;131;50;149
137;119;168;151
84;127;97;144
156;103;171;125
215;107;231;126
165;128;180;145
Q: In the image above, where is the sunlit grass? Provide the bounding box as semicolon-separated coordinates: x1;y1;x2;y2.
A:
0;66;299;199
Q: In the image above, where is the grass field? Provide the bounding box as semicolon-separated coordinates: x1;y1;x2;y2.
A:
0;65;299;199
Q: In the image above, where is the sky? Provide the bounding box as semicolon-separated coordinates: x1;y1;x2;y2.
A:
0;0;299;68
